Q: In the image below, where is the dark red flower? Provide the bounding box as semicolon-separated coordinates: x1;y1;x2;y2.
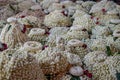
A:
21;26;27;33
0;43;8;51
102;8;106;12
84;70;89;75
96;18;99;20
42;45;48;50
96;21;99;25
83;70;92;78
61;11;68;16
90;16;94;19
20;15;25;18
45;31;50;35
82;44;87;49
86;73;92;78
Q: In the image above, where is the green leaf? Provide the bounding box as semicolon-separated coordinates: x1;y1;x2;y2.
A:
71;18;74;23
70;76;81;80
116;71;120;80
106;46;113;56
88;31;92;35
9;4;15;11
41;40;47;46
89;13;92;15
117;52;120;54
3;23;6;25
8;53;12;60
113;37;118;41
7;25;12;31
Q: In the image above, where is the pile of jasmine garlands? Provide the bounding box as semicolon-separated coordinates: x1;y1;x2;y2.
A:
0;0;120;80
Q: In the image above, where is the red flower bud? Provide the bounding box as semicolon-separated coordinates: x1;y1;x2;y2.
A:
96;21;99;25
42;45;48;50
21;26;27;33
102;8;106;12
0;43;8;51
86;73;92;78
45;31;50;35
96;18;99;20
61;11;68;16
20;15;25;18
84;70;89;75
84;70;93;78
90;16;94;19
3;43;7;50
82;44;87;49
